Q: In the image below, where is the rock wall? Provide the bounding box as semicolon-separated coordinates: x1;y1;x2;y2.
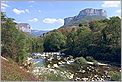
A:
16;23;31;34
64;8;107;26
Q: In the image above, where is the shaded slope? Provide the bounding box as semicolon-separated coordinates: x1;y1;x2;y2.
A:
1;56;38;81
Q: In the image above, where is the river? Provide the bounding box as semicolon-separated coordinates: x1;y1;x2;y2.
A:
30;53;121;81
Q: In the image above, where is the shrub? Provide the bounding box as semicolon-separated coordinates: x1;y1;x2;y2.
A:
74;57;87;65
93;60;99;66
86;56;95;62
109;71;121;81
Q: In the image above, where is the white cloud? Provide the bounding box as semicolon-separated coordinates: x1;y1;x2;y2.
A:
29;18;38;22
43;18;64;24
102;1;120;8
13;8;30;14
13;8;25;14
1;2;10;10
13;20;21;23
25;9;29;13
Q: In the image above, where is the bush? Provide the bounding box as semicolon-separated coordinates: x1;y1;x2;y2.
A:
86;56;95;62
109;71;121;81
75;57;87;65
93;60;99;66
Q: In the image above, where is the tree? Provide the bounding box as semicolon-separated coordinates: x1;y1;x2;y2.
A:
76;27;92;56
32;37;44;53
1;12;33;64
104;16;120;47
66;31;78;56
43;31;66;52
89;20;106;32
87;17;121;64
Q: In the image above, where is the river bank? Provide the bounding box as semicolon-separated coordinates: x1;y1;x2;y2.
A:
27;54;121;81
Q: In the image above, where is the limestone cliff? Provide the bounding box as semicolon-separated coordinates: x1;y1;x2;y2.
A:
16;23;31;34
64;8;107;26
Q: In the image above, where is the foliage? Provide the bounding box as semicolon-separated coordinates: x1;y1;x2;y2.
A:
109;71;121;81
1;12;42;64
66;31;78;56
76;27;92;55
32;37;44;53
63;16;121;64
101;16;121;47
93;60;99;66
74;57;87;65
89;20;106;32
43;31;66;52
86;56;95;62
1;13;28;64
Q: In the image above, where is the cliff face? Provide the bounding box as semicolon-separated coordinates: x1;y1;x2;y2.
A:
16;23;31;34
64;8;107;26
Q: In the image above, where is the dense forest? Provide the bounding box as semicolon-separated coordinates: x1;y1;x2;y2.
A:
43;16;121;65
1;12;121;66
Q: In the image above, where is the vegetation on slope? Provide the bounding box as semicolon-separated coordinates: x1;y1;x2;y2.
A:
1;12;43;81
43;16;121;65
1;56;38;81
1;12;44;65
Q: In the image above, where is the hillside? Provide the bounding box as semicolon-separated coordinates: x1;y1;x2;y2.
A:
1;56;38;81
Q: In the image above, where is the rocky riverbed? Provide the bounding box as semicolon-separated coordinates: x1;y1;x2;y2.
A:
29;55;121;81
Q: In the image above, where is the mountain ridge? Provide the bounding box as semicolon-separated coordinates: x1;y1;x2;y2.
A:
31;30;49;37
63;8;107;27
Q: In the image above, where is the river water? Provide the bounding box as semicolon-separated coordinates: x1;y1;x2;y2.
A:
31;58;45;67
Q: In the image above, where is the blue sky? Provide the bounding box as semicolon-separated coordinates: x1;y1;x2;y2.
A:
1;1;121;30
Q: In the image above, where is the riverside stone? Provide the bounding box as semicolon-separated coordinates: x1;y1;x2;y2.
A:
53;64;59;68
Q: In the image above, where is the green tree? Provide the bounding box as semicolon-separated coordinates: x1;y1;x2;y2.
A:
89;20;106;32
1;12;33;64
32;37;44;53
66;31;78;55
43;31;66;52
76;27;92;55
102;16;121;47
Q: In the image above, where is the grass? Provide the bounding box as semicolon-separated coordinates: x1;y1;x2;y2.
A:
1;56;38;81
